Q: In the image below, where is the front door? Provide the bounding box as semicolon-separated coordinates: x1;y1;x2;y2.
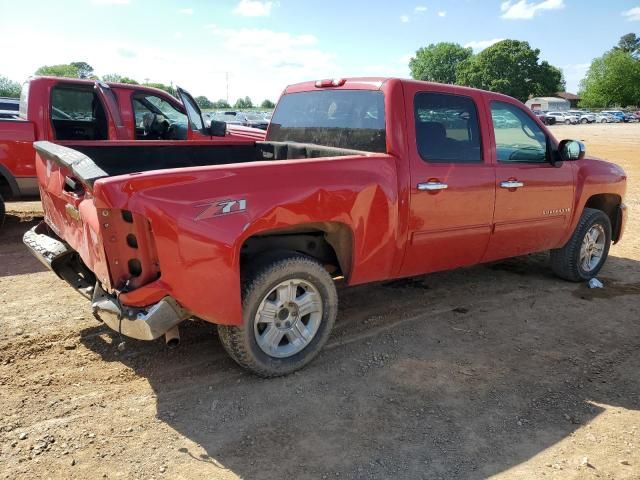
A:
400;88;495;277
483;100;575;262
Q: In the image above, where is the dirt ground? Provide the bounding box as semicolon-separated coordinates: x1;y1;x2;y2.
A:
1;123;639;480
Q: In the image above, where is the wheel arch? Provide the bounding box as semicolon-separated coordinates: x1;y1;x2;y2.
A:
0;164;19;200
239;222;354;280
584;193;623;243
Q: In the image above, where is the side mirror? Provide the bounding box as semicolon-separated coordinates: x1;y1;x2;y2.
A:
208;120;227;137
558;139;585;161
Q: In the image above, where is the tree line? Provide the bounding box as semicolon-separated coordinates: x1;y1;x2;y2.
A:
3;36;637;109
0;63;276;110
408;35;640;108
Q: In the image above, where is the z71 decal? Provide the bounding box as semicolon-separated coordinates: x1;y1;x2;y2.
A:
194;199;247;221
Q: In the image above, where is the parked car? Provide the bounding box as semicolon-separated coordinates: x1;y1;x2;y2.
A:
0;77;266;223
546;112;579;125
601;110;628;123
214;111;250;126
24;77;627;377
568;111;596;124
595;112;617;123
244;112;269;130
533;111;556;125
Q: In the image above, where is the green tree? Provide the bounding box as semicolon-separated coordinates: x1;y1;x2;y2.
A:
455;40;564;101
70;62;95;79
614;33;640;59
212;99;231;109
0;76;21;97
195;95;214;109
35;64;80;78
260;99;275;109
579;49;640;108
102;73;139;84
144;82;176;96
234;96;253;109
409;42;473;84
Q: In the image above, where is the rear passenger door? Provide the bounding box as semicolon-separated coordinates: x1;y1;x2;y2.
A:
483;100;575;262
400;87;495;277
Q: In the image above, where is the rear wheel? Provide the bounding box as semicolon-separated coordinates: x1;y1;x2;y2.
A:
580;118;588;124
550;208;611;282
565;119;571;125
0;193;5;228
218;254;338;377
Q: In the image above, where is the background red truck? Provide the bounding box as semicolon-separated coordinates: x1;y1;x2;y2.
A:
24;77;627;377
0;76;265;223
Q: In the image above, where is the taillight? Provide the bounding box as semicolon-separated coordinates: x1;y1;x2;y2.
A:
100;208;160;290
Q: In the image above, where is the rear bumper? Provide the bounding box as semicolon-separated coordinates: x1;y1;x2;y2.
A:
23;222;188;340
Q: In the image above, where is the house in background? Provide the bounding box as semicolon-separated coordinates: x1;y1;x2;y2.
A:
555;92;581;108
525;96;571;111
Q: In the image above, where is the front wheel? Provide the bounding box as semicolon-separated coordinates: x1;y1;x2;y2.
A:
565;119;571;125
550;208;611;282
218;254;338;377
580;118;588;124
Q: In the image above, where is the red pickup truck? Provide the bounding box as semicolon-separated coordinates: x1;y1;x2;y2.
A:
24;77;627;377
0;76;264;224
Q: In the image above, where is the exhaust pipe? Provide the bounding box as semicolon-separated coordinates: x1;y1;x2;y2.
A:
165;326;180;348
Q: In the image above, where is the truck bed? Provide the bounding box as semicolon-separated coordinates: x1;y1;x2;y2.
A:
34;141;369;187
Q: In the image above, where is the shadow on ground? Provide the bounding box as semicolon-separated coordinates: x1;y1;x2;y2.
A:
0;214;46;278
79;253;640;479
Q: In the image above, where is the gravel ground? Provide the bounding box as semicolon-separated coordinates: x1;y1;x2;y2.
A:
0;123;639;479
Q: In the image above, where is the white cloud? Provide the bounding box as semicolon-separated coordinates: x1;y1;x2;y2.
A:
500;0;564;19
178;8;193;15
91;0;130;4
400;14;410;23
464;38;504;51
622;7;640;21
437;11;446;17
233;0;273;17
414;6;427;13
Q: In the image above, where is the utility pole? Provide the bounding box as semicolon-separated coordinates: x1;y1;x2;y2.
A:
226;72;229;103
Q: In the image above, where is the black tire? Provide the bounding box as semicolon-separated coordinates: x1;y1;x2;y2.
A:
0;193;5;228
580;118;588;124
550;208;611;282
565;119;571;125
218;254;338;377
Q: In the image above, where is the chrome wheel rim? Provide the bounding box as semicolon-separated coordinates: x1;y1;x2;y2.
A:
254;278;323;358
580;224;605;272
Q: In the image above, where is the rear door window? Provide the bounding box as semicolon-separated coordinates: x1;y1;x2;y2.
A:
414;92;482;163
50;86;108;140
268;90;386;152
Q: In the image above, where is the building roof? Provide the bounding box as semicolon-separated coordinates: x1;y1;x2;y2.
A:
555;92;581;101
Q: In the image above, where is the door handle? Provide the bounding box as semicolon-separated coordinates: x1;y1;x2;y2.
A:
500;180;524;189
417;181;448;191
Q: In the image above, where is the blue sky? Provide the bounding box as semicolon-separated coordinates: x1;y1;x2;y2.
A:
1;0;639;103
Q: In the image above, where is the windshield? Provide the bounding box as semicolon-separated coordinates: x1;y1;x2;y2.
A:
268;90;386;152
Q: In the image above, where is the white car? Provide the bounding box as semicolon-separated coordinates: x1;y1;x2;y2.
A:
596;113;619;123
547;112;579;125
568;111;596;124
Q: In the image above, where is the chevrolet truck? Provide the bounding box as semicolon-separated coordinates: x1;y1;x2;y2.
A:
0;76;264;224
24;77;627;377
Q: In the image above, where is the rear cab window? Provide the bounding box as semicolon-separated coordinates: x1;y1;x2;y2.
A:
50;85;108;141
414;92;482;163
267;90;386;152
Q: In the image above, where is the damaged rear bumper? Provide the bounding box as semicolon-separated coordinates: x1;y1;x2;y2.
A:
23;222;187;341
